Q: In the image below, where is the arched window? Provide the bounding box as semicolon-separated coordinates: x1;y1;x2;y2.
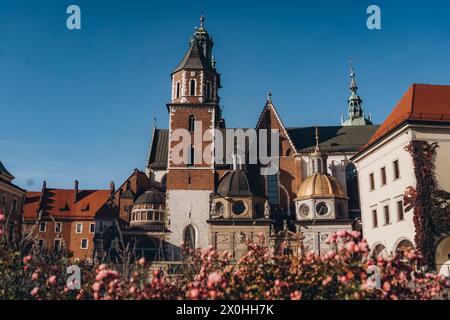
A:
183;225;196;249
206;81;211;98
188;146;195;166
189;79;196;96
214;202;224;217
176;82;180;98
188;115;195;132
345;164;360;212
266;172;280;205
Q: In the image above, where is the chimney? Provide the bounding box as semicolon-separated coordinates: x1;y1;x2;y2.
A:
74;180;79;202
110;181;115;195
42;180;47;191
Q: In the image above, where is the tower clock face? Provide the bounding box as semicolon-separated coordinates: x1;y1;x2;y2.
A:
232;201;246;215
316;202;328;216
299;204;310;217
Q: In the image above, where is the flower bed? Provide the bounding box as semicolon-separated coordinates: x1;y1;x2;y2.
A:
0;228;448;300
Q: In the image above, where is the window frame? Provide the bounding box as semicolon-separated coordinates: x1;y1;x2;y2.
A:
397;200;404;221
80;238;89;250
54;222;62;233
372;209;378;228
89;223;95;234
39;222;47;233
369;173;375;191
176;81;180;98
54;238;62;251
75;223;83;234
265;173;280;206
383;205;390;225
380;167;387;186
393;160;400;180
189;79;196;96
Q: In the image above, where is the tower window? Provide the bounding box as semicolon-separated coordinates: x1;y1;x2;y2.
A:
188;146;195;166
176;82;180;98
189;79;196;96
206;81;211;98
188;115;195;132
183;225;196;249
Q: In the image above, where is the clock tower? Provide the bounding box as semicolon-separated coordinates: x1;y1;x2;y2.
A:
165;16;224;257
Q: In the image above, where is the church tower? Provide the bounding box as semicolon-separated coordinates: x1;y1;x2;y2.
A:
342;66;373;126
165;16;224;256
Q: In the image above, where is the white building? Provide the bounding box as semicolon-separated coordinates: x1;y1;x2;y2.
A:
352;84;450;275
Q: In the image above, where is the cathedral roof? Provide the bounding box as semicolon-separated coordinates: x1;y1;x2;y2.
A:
147;129;169;169
145;125;379;170
363;84;450;149
286;125;379;154
296;173;347;200
172;37;213;74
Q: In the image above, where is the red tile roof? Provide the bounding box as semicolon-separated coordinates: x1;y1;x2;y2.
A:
364;84;450;149
23;188;110;221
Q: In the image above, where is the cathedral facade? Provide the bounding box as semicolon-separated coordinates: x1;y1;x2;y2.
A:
135;17;379;259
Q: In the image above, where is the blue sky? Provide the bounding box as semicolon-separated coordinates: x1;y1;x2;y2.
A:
1;0;450;190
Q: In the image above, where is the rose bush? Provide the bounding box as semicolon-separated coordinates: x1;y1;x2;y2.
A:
1;231;448;300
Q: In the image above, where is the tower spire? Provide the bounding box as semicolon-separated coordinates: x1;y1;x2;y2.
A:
309;126;327;175
341;62;373;126
314;125;320;152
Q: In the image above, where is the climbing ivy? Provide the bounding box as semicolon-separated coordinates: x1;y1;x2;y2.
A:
403;140;450;270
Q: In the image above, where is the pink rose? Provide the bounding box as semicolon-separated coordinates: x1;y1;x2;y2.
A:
208;272;222;286
22;255;33;264
0;213;5;221
351;231;361;239
92;282;102;292
30;287;39;297
189;288;199;299
383;281;391;292
48;275;57;285
138;257;146;267
31;273;39;281
290;291;302;300
336;230;347;238
96;270;108;281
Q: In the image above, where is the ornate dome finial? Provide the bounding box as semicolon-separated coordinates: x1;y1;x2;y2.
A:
267;91;272;103
315;125;320;152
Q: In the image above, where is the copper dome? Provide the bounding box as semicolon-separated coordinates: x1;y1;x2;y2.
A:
296;173;347;200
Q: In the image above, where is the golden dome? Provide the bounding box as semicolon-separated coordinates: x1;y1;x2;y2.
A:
296;173;347;200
